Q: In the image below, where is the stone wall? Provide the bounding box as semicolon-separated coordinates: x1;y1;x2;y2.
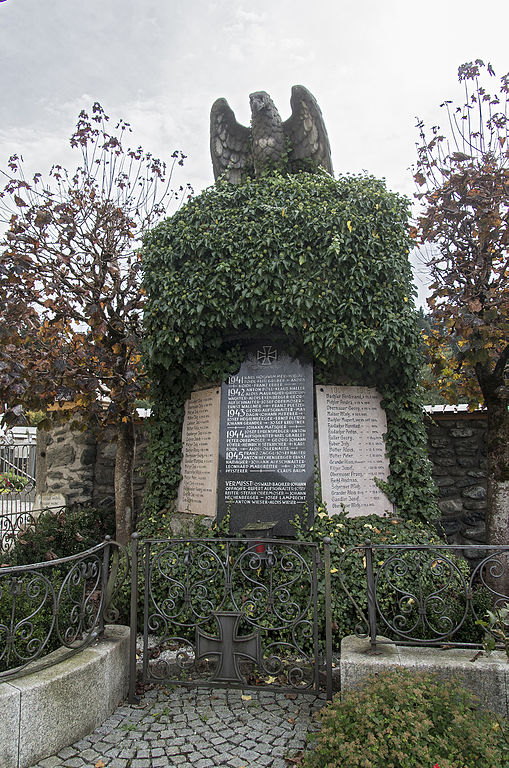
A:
37;422;97;507
92;425;149;514
35;411;489;541
36;422;149;516
425;410;487;550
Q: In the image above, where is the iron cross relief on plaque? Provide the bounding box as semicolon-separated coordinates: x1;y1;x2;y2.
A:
195;612;261;683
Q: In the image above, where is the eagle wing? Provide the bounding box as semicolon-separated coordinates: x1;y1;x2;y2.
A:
210;98;252;184
283;85;333;175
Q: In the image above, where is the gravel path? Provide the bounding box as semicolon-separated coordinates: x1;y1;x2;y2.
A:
31;686;325;768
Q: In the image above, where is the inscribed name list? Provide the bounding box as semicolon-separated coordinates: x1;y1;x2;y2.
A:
217;342;314;535
177;387;220;516
316;385;391;517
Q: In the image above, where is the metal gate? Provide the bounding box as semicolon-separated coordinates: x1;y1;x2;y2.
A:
129;536;333;701
0;427;37;550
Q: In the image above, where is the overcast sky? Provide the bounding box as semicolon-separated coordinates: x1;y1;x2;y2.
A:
1;0;508;304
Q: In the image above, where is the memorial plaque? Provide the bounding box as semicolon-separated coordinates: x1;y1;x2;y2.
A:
177;387;221;516
217;341;314;536
316;385;391;517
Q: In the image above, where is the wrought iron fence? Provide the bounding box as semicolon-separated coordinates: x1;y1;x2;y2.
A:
0;507;43;558
0;427;37;537
0;537;126;681
129;535;333;701
337;541;509;651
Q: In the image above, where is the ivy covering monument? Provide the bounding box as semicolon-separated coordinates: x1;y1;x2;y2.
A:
140;87;437;536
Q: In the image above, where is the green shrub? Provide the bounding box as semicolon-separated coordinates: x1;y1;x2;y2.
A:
303;668;508;768
3;505;115;566
293;510;448;647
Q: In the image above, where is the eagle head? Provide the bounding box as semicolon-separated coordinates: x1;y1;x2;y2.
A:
249;91;272;114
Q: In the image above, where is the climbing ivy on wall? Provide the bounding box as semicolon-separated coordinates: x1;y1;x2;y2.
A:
141;170;437;535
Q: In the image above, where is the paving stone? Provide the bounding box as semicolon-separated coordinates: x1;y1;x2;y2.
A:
227;757;249;768
152;759;171;768
118;748;136;758
72;739;92;751
57;747;77;760
62;759;85;768
188;752;206;764
78;748;103;761
37;758;63;768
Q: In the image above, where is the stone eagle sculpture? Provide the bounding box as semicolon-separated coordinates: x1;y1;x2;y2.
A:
210;85;333;184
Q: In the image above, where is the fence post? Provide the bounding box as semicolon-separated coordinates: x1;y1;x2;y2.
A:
323;537;333;700
129;532;140;704
99;535;111;635
364;540;378;652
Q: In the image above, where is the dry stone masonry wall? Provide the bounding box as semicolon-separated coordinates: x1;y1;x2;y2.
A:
37;422;148;515
426;412;487;551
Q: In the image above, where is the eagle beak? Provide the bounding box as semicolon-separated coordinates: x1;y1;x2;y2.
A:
249;93;264;113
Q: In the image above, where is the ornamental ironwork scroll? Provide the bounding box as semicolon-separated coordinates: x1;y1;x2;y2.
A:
132;537;326;696
337;543;509;650
0;538;124;681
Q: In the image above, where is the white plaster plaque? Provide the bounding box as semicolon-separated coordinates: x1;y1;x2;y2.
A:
177;387;221;516
33;492;66;512
316;385;391;517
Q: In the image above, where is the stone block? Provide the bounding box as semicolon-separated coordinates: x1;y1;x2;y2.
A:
450;428;474;438
439;516;462;536
429;438;449;448
438;499;463;514
80;447;97;466
431;466;455;477
454;477;479;489
463;500;487;512
433;455;456;466
455;445;479;456
457;456;479;468
435;477;455;487
0;625;129;768
47;471;64;480
463;485;486;500
47;443;76;467
0;682;20;768
339;635;400;691
340;635;508;716
397;646;509;716
464;524;486;541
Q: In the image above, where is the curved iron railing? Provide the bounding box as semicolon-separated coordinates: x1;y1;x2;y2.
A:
337;542;509;650
0;537;125;681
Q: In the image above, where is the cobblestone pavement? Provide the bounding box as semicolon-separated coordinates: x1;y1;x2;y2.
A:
31;686;325;768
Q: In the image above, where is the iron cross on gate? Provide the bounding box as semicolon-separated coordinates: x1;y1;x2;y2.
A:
195;612;261;683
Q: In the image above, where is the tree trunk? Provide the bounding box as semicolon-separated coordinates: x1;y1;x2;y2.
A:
484;395;509;598
114;418;136;546
485;398;509;544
